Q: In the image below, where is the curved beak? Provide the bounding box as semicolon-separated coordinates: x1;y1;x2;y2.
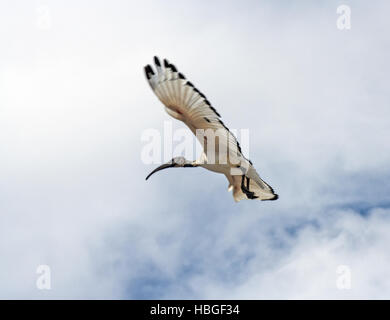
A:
145;162;175;180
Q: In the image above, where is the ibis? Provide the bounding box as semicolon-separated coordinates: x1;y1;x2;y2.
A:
144;56;278;202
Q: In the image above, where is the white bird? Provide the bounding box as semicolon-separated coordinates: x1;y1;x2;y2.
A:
144;56;278;202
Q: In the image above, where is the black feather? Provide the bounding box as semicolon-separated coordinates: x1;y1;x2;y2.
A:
262;194;279;201
218;119;227;129
236;142;242;153
154;56;161;67
144;65;154;79
144;66;150;79
210;106;221;117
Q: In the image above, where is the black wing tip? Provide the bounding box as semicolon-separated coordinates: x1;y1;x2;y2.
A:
262;194;279;201
155;57;178;72
178;72;185;79
144;65;154;79
169;64;178;72
211;106;221;117
154;56;161;67
144;66;149;79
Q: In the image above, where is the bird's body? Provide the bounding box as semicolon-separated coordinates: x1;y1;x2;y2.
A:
144;56;278;202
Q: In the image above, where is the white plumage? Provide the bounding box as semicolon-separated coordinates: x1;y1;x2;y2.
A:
144;56;278;202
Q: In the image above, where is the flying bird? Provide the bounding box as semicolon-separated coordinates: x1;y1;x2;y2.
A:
144;56;278;202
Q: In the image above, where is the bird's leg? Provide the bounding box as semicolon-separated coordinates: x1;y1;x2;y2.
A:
241;175;258;199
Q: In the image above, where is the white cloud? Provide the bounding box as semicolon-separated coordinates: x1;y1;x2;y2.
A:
181;208;390;299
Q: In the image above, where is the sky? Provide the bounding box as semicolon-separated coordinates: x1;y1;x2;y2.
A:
0;0;390;299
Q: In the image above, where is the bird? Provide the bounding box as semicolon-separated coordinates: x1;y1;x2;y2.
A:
144;56;278;202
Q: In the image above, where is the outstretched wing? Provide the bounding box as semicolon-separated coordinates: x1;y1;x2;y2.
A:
144;56;248;165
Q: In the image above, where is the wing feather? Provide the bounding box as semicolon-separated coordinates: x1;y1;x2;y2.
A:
145;57;251;162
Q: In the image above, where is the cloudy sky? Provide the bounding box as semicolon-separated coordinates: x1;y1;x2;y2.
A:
1;0;389;299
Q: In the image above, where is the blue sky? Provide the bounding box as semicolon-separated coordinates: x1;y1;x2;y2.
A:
0;0;390;299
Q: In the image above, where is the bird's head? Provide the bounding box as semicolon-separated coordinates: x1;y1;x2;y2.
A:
145;157;194;180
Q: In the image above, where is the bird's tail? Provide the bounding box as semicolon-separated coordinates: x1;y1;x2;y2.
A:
232;174;278;202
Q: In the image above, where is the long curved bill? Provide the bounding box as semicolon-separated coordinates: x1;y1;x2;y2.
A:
145;162;175;180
